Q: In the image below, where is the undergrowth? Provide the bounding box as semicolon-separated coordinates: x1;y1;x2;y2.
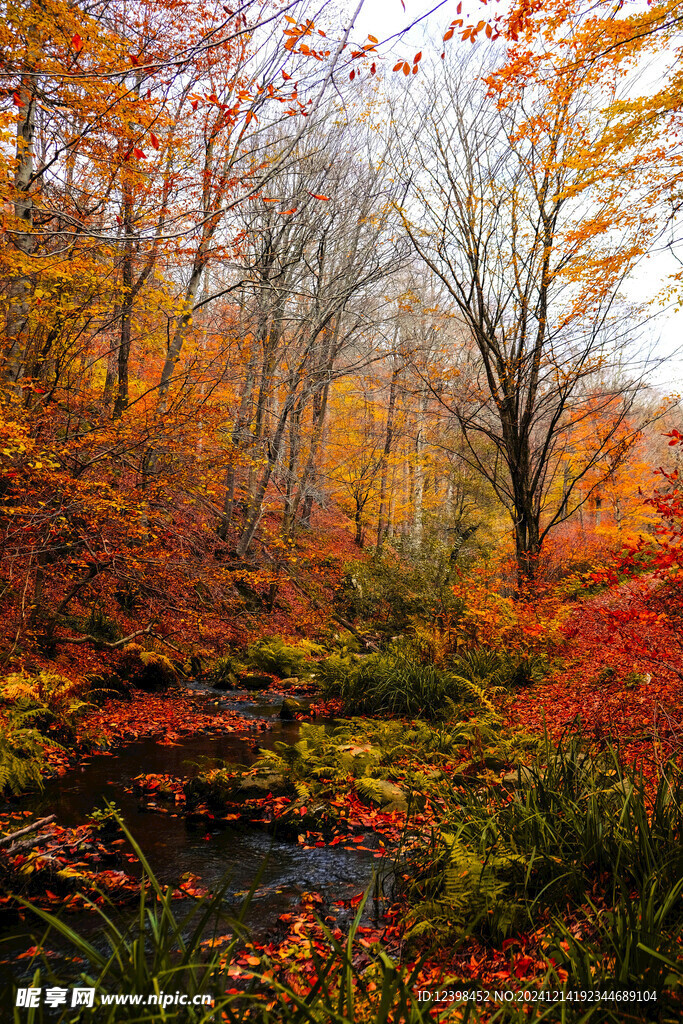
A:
317;641;498;720
400;731;683;1014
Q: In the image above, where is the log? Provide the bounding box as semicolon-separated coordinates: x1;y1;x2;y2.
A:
0;814;56;849
55;623;155;648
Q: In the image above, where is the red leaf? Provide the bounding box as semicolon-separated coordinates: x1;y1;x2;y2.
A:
130;55;139;66
12;92;23;106
150;132;160;150
308;192;330;201
72;34;82;51
133;147;146;159
349;69;355;81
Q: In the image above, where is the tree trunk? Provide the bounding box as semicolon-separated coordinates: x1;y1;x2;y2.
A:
4;23;38;386
236;394;295;557
113;189;134;419
412;393;426;550
377;364;399;551
220;344;257;538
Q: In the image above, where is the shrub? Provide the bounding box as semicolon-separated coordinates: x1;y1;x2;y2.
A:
114;644;177;691
337;554;466;634
1;671;95;743
83;605;121;643
0;705;47;794
206;655;239;690
401;733;683;960
451;648;549;688
320;642;487;720
245;637;316;678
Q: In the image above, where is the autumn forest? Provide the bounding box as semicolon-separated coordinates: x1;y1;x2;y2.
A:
2;0;683;1020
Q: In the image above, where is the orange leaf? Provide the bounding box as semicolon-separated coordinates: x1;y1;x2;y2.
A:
392;61;403;72
443;28;454;41
368;34;378;43
308;192;330;200
403;62;410;75
284;15;296;23
279;208;297;214
414;51;422;63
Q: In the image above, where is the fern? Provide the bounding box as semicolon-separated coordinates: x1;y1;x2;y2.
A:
245;637;313;678
0;705;49;795
2;671;97;742
405;831;521;944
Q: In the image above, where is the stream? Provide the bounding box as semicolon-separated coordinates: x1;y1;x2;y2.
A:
0;688;381;991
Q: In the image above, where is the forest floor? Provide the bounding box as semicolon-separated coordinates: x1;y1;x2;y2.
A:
508;576;683;776
2;566;683;1020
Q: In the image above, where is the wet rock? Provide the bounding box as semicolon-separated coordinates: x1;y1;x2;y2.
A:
240;674;274;691
212;676;234;692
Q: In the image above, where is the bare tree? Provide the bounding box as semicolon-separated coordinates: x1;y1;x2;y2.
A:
393;51;654;583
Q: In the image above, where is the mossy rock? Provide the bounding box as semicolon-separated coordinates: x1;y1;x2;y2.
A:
236;772;291;799
114;644;177;692
501;766;536;788
280;697;307;720
186;768;293;809
358;779;408;813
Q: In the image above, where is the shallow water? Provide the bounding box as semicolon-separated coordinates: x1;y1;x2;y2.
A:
0;691;380;990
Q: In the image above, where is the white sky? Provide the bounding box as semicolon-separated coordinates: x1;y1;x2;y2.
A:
345;0;683;395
